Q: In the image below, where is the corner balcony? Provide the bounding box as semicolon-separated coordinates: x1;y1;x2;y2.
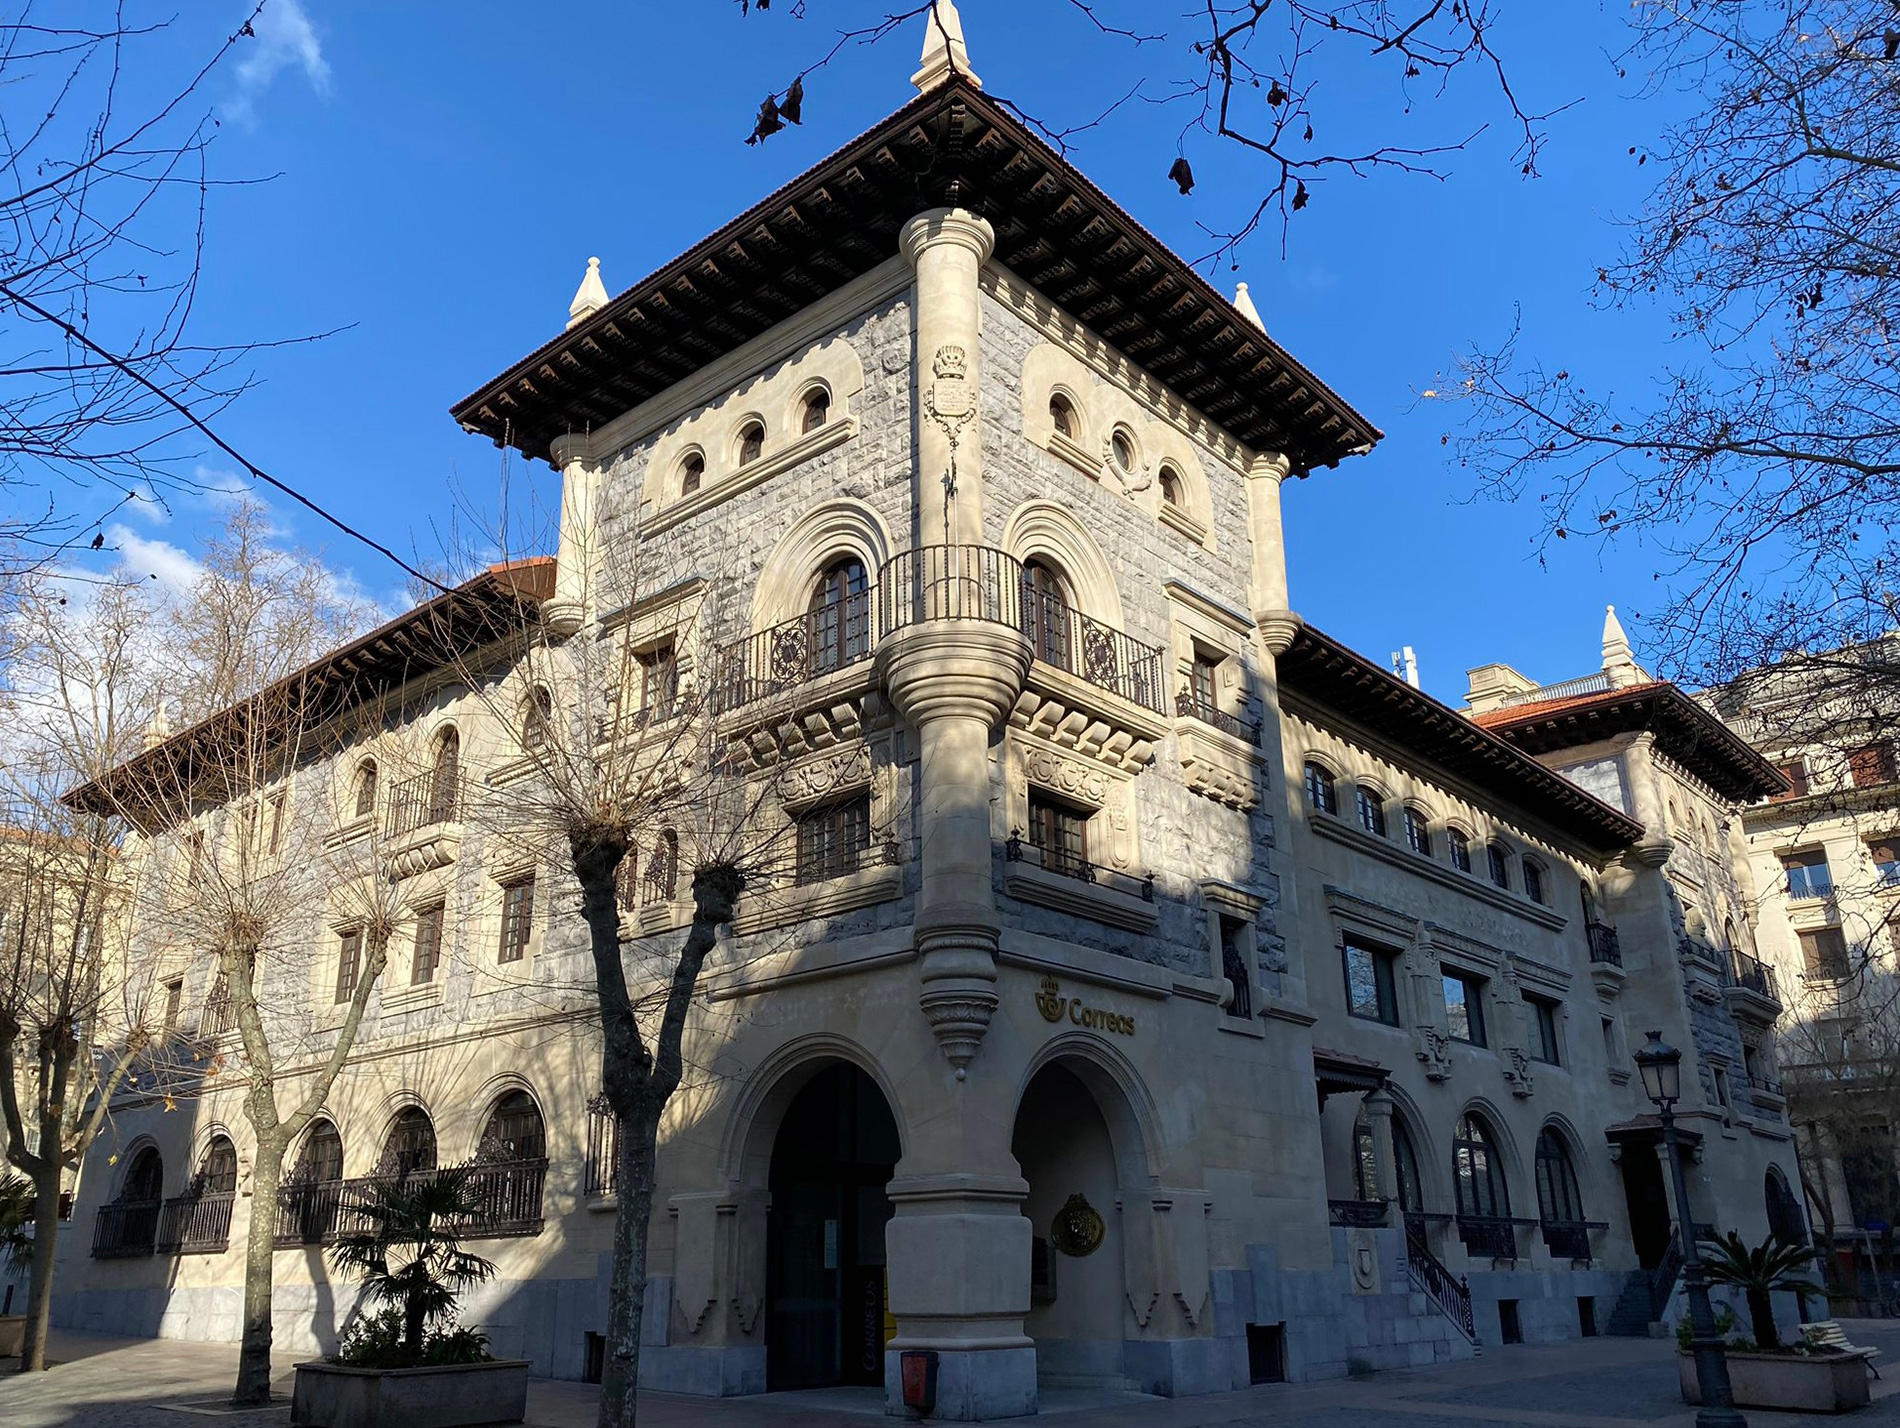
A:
1725;949;1783;1024
717;546;1171;772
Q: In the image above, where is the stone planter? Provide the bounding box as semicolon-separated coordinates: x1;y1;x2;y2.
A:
1679;1349;1873;1412
291;1358;530;1428
0;1315;24;1358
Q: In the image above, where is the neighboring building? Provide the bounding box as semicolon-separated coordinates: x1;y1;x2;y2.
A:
1708;638;1900;1258
50;9;1807;1418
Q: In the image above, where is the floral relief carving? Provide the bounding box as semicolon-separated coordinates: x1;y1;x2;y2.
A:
1021;746;1110;807
782;743;874;808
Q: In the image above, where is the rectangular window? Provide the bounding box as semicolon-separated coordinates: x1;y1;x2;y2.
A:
1871;841;1900;888
1526;995;1561;1065
1600;1016;1616;1061
334;928;363;1004
1027;791;1090;875
411;903;445;985
498;875;535;964
1775;758;1811;799
1442;971;1487;1047
1344;937;1399;1026
266;793;288;854
162;977;183;1033
1800;925;1851;981
795;795;872;885
1487;844;1511;889
1783;849;1834;900
637;642;678;720
1851;742;1897;789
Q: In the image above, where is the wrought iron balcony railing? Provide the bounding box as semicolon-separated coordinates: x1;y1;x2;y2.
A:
1021;587;1166;713
1585;921;1623;967
158;1191;235;1254
878;544;1024;634
1175;691;1261;744
276;1161;547;1246
92;1199;161;1258
1731;950;1780;1003
716;593;876;714
275;1178;345;1247
585;1094;621;1199
1540;1219;1602;1264
385;771;459;839
1004;830;1155;902
1456;1214;1520;1261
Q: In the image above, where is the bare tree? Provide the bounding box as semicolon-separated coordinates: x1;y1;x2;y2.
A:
1457;1;1900;694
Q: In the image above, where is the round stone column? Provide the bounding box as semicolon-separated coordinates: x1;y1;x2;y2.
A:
1244;450;1299;654
544;432;594;637
901;208;995;548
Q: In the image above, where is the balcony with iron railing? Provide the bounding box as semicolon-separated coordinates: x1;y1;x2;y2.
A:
1456;1214;1521;1261
1727;949;1783;1022
716;591;877;717
1586;921;1623;968
1174;691;1261;745
1001;828;1158;934
273;1160;546;1247
92;1199;160;1258
1540;1219;1605;1264
157;1190;235;1255
1328;1198;1390;1228
384;771;459;840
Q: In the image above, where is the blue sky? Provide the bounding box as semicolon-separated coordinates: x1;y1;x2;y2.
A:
58;1;1694;706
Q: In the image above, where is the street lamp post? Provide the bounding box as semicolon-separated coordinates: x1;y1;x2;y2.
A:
1634;1030;1746;1428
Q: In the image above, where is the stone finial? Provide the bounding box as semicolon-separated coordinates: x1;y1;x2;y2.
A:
1602;603;1644;688
142;703;171;751
1232;281;1265;332
567;256;609;330
912;0;982;93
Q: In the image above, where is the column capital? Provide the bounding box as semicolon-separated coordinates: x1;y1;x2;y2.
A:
1246;450;1293;484
548;432;593;470
900;207;996;268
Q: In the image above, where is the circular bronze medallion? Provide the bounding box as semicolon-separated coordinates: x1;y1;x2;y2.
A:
1049;1193;1105;1258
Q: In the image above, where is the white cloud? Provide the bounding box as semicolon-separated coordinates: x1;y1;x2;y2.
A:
226;0;331;126
108;526;204;602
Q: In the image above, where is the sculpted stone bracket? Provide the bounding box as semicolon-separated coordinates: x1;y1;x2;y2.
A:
382;827;460;883
723;688;892;773
1174;720;1262;811
1009;674;1167;772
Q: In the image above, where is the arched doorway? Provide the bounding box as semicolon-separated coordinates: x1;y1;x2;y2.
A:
1767;1166;1807;1244
765;1062;900;1391
1011;1062;1129;1389
1620;1139;1673;1269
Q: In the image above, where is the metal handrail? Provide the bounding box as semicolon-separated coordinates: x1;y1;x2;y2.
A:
1457;1214;1520;1261
1731;950;1780;1002
1650;1229;1685;1318
1329;1198;1390;1228
1404;1219;1478;1343
385;771;458;838
878;544;1024;634
1023;587;1167;713
92;1199;161;1258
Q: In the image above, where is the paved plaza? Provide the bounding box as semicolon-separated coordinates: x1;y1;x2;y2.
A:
5;1323;1900;1428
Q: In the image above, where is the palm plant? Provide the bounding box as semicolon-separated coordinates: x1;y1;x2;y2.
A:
1698;1229;1818;1352
0;1172;33;1281
328;1167;497;1364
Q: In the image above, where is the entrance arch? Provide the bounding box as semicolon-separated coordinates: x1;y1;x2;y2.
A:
1011;1054;1151;1390
765;1061;901;1391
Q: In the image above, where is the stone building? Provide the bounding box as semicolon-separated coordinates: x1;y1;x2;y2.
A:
1708;638;1900;1258
50;9;1807;1417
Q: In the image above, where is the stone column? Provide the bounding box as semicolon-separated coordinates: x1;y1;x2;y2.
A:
1362;1090;1398;1204
544;433;593;637
1244;451;1298;655
1624;731;1675;867
901;208;994;548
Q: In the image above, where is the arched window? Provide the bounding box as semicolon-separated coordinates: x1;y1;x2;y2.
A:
1486;843;1511;889
1723;918;1738;951
1110;429;1135;474
479;1090;547;1163
807;558;870;673
679;451;705;496
429;728;459;823
737;421;765;467
1522;858;1546;904
1158;464;1182;508
1021;559;1072;670
1353;1109;1380;1202
1452;1112;1510;1220
1304;762;1338;816
1534;1128;1583;1225
380;1107;437;1180
1356;786;1387;838
122;1146;164;1205
1766;1166;1807;1244
1448;827;1472;873
646;830;679;904
800;388;830;433
615;847;640;912
1048;392;1077;439
1392;1118;1424;1214
354;760;378;818
292;1119;344;1185
197;1136;239;1196
1403;808;1432;856
521;686;554;753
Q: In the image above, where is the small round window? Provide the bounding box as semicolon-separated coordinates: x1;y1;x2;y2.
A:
1110;430;1135;473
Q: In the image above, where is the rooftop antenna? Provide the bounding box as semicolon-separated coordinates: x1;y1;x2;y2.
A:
1390;646;1420;689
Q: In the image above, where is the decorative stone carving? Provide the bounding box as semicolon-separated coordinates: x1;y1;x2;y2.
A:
1021;746;1111;807
1049;1193;1105;1257
1415;1025;1452;1081
924;344;977;457
781;742;874;810
1349;1229;1382;1293
918;985;999;1079
1503;1046;1536;1098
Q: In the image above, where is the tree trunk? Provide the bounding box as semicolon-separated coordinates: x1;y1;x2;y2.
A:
599;1107;661;1428
232;1146;283;1405
406;1281;427;1363
1746;1286;1778;1351
16;1161;61;1372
